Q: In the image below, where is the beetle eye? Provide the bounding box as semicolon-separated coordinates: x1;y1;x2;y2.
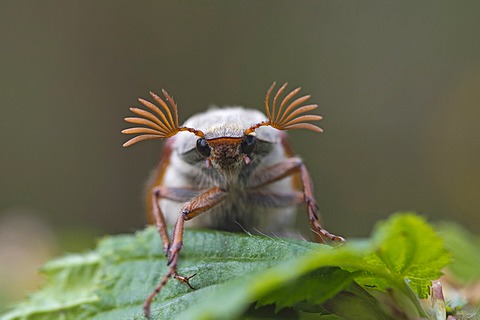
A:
240;135;256;155
196;138;211;157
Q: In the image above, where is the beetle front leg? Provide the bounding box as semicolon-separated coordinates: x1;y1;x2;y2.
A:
144;187;226;319
151;188;171;254
151;186;203;255
249;157;345;244
299;164;345;243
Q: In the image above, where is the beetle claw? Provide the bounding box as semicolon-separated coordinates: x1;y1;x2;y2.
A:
174;272;197;290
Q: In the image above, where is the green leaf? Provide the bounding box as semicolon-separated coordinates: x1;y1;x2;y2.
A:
256;267;353;312
0;253;101;320
362;213;452;298
0;212;452;320
437;222;480;285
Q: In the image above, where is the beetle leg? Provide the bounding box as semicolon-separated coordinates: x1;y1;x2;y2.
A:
143;267;175;319
299;163;345;243
249;158;345;244
167;187;226;263
151;188;172;255
180;186;227;220
248;157;303;189
151;187;203;254
144;186;226;319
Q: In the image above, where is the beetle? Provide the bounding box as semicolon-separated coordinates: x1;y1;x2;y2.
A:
122;82;345;318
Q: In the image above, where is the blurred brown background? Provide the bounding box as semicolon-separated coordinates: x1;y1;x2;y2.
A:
1;1;479;310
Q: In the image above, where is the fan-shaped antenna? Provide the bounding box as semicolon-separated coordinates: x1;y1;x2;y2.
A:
245;82;323;135
122;89;204;147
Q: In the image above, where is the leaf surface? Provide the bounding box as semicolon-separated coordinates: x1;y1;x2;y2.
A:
1;212;452;320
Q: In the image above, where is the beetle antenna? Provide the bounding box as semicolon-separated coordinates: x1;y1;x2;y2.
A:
245;82;323;134
122;90;204;147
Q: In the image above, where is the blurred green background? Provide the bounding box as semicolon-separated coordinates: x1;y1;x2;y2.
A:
1;1;479;310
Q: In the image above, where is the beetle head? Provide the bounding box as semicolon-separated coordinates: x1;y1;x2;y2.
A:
193;134;256;174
